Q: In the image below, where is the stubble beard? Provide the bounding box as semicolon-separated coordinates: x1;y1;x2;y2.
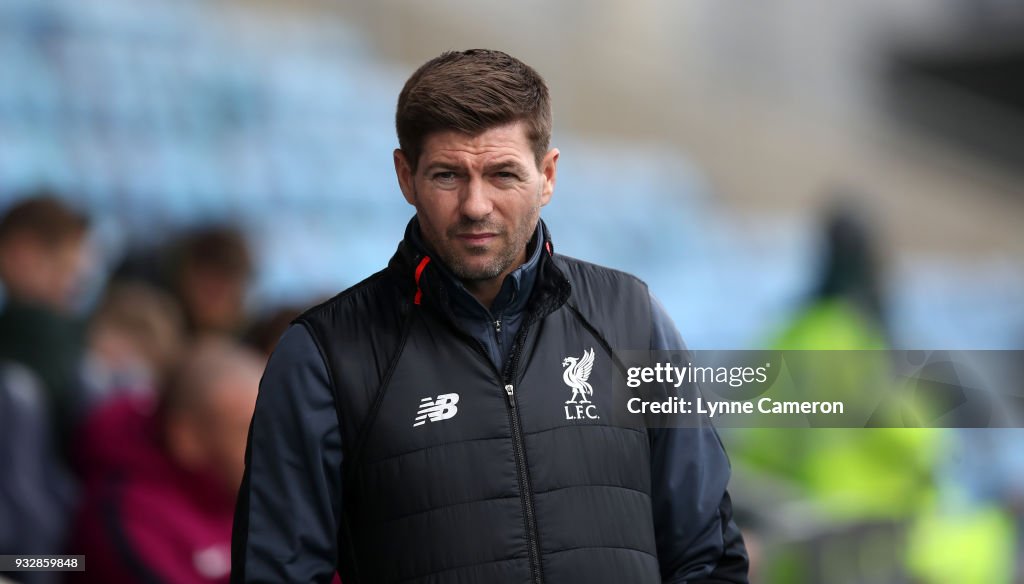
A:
443;208;537;282
417;195;540;283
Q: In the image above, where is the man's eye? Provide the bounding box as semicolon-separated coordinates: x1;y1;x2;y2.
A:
495;172;519;180
433;172;457;181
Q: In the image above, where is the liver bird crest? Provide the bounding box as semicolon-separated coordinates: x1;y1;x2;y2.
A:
562;348;595;404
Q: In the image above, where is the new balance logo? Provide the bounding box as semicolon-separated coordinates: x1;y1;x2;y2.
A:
413;393;460;427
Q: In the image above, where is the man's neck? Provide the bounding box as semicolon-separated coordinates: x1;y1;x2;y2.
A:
461;250;527;310
406;217;543;313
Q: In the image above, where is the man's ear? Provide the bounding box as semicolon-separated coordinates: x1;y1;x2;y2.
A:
539;147;559;206
394;149;417;206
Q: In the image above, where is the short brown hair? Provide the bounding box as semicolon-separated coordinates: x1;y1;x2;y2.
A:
92;280;186;380
177;226;252;278
0;194;88;247
396;49;552;171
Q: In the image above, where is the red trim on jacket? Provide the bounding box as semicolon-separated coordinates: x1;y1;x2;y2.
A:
413;256;431;305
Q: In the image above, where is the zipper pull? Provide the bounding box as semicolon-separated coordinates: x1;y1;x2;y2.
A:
494;319;502;333
505;384;515;406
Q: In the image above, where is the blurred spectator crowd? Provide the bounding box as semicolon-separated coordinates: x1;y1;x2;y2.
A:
0;193;298;584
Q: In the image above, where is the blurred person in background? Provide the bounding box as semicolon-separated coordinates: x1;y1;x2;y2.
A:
70;338;261;584
80;280;186;412
171;227;254;338
775;194;889;350
113;225;254;339
729;195;1013;582
233;49;747;583
0;363;77;584
0;194;91;452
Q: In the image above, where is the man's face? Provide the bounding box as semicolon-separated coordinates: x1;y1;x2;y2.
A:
0;234;89;311
180;265;247;333
394;122;558;283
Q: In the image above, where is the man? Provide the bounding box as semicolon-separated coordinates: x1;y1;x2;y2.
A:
172;227;254;337
0;194;91;449
71;338;261;583
232;49;748;583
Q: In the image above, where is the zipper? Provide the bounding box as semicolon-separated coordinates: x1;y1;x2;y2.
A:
501;325;543;584
431;313;543;583
503;381;542;583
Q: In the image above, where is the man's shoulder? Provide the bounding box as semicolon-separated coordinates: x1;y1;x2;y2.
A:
552;253;649;292
291;267;409;364
296;267;403;326
550;253;654;349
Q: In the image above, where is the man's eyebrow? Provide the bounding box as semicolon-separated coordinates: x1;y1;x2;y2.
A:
422;161;462;173
484;161;529;174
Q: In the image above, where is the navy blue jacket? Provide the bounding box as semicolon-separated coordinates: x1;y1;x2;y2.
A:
233;221;747;583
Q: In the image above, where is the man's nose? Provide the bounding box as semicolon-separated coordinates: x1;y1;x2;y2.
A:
460;176;493;220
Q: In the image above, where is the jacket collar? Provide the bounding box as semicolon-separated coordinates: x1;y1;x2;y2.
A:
407;219;542;319
387;216;570;324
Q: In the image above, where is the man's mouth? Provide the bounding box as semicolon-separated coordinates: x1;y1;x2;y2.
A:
456;232;498;244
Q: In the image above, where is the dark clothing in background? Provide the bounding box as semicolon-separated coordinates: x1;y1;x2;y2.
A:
0;363;76;584
70;395;235;584
232;219;748;583
0;297;86;451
